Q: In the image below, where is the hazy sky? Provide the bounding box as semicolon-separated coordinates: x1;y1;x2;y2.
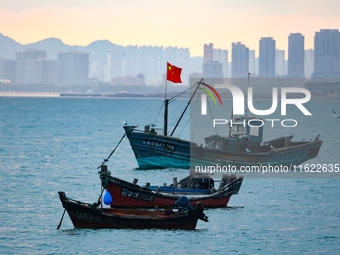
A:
1;0;339;58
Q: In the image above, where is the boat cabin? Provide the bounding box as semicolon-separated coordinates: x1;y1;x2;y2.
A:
205;117;264;153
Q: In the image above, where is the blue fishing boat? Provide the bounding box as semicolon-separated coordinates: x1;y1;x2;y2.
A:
123;79;322;169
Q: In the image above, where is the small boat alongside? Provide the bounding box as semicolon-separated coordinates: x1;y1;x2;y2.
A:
58;191;208;230
99;164;243;208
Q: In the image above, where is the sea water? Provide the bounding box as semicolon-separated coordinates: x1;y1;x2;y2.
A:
0;96;339;254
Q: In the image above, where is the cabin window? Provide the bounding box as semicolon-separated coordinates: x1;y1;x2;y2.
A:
250;127;259;136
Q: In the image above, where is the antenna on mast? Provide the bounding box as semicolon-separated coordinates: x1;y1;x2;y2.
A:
245;73;250;120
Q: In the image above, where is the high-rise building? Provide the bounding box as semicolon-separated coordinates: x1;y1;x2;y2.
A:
248;50;256;75
203;61;223;78
304;49;314;78
259;37;276;77
312;29;340;77
15;49;46;84
288;33;305;77
102;45;192;86
124;45;138;77
187;57;204;85
276;49;285;76
25;59;57;84
164;46;178;65
89;60;105;81
0;58;17;84
204;43;213;63
231;42;249;78
104;49;112;82
203;43;223;79
57;51;89;85
213;49;228;77
112;46;124;79
137;45;164;85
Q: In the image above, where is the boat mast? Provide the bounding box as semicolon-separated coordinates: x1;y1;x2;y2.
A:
246;73;250;121
228;106;233;137
164;99;169;136
164;64;168;136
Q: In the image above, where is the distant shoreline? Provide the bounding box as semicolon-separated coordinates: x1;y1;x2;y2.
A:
0;91;175;98
0;92;170;98
0;92;60;97
0;91;339;100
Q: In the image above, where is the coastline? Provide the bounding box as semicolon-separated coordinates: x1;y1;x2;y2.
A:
0;91;339;100
0;91;60;97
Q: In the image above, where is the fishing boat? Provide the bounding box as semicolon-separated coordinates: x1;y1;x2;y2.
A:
58;191;208;230
123;78;323;170
98;164;243;208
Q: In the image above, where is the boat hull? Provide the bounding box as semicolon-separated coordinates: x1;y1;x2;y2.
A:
58;191;205;230
124;125;323;169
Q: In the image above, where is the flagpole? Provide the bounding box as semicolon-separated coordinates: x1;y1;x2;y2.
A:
165;62;168;101
164;62;182;136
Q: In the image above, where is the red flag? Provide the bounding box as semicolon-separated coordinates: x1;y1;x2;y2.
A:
167;62;182;83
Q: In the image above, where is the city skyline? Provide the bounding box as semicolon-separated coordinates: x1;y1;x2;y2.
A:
1;29;339;87
1;0;339;57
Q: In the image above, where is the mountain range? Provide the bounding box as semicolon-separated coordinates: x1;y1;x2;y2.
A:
0;33;118;61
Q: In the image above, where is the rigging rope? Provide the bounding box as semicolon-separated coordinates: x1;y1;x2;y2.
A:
177;90;200;138
166;84;198;136
153;101;164;126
